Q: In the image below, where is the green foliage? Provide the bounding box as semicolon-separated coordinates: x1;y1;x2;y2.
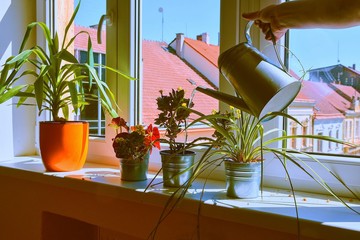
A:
0;1;134;120
110;117;160;161
114;130;147;160
154;88;194;152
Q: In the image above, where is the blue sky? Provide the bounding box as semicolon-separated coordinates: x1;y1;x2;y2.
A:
289;27;360;77
74;0;360;77
75;0;220;45
142;0;220;45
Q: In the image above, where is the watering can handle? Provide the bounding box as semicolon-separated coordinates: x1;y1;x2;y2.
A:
245;20;254;45
245;20;288;72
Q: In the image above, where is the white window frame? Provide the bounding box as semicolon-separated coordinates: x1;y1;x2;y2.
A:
5;0;359;198
86;0;142;165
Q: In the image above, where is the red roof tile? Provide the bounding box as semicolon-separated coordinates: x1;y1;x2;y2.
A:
142;40;218;125
74;25;105;53
184;38;219;68
297;81;360;118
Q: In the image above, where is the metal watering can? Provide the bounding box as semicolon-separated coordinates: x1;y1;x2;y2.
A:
196;21;301;120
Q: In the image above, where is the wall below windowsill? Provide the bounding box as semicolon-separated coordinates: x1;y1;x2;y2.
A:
0;156;359;240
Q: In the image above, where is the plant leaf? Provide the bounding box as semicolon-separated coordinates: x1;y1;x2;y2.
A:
0;85;26;104
67;81;79;114
62;0;81;49
58;49;79;63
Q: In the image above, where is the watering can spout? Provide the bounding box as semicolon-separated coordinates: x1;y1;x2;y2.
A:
196;86;253;114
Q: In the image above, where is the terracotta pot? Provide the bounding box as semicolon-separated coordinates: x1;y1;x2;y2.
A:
39;121;89;172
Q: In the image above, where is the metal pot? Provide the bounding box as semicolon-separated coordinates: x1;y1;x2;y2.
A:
225;160;261;199
119;152;149;181
160;150;195;187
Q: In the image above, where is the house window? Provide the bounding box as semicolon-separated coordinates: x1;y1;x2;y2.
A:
290;122;297;149
317;132;323;152
336;129;340;148
76;50;106;136
73;0;107;136
328;130;332;150
301;120;308;147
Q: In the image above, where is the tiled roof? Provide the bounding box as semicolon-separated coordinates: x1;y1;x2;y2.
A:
74;25;105;53
298;81;359;118
142;40;218;125
73;26;218;125
290;71;315;103
184;38;219;68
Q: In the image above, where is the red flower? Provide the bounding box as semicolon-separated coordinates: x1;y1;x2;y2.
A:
109;117;160;159
145;124;161;152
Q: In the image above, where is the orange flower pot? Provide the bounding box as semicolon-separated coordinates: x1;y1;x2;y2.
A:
39;121;89;172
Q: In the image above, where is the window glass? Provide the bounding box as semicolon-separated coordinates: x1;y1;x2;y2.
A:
288;26;360;156
142;0;220;142
74;0;106;136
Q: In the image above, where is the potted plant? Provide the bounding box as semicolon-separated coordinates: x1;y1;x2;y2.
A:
109;117;160;181
203;108;264;198
154;87;196;187
0;2;133;172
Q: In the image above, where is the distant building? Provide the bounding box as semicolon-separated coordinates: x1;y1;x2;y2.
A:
308;64;360;92
169;32;219;88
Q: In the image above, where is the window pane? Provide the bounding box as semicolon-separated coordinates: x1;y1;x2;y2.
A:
288;26;360;156
142;0;220;142
74;0;106;136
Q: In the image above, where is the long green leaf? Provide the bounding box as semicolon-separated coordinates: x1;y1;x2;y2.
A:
67;81;79;114
87;36;94;88
16;85;35;107
0;85;26;104
34;65;49;111
62;0;81;49
58;49;79;63
7;50;33;65
20;22;52;53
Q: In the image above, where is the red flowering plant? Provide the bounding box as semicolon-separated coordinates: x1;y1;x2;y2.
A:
109;117;160;161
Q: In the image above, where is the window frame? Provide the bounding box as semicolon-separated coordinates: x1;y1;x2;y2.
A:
8;0;359;197
78;0;360;197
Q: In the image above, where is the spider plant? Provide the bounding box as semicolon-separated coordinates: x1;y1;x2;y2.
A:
147;107;360;239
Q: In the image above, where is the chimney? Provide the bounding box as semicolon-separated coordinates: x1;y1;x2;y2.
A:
176;33;185;59
353;64;356;70
201;32;210;44
196;32;210;44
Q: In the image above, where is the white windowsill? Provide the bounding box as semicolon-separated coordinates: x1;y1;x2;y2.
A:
0;156;359;239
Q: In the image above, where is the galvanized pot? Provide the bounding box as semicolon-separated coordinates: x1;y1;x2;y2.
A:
160;150;195;187
119;152;149;181
225;160;262;198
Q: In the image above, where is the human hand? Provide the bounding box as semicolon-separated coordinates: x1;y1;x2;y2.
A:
242;5;288;42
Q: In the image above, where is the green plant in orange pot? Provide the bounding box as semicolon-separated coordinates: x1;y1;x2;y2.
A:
0;2;133;171
109;117;160;181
